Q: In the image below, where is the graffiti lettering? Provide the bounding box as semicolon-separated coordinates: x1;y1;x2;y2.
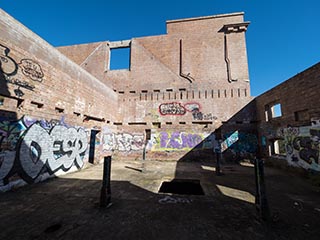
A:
103;133;144;152
159;102;186;115
19;124;87;182
0;116;88;187
156;131;203;150
19;59;44;82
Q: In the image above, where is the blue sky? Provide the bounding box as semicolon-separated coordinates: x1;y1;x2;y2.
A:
1;0;319;96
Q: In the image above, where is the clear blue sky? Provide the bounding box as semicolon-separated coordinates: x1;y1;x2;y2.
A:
1;0;319;96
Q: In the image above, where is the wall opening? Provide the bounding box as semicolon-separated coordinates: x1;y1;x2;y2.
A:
110;47;130;70
159;179;204;195
269;139;286;156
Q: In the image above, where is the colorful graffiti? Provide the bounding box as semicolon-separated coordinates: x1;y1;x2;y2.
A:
102;133;144;152
152;131;205;151
0;116;88;188
282;125;320;171
221;131;239;152
220;131;258;158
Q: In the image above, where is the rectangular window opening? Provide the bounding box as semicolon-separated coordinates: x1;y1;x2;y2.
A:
109;47;130;70
265;103;282;121
294;109;309;121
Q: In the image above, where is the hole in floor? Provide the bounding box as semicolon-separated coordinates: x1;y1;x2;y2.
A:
158;179;205;195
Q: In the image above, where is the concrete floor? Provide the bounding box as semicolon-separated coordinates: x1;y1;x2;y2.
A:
0;159;319;240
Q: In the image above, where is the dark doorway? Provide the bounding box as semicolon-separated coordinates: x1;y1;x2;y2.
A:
159;179;205;195
88;129;100;164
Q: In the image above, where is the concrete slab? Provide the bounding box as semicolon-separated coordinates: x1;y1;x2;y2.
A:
0;160;319;239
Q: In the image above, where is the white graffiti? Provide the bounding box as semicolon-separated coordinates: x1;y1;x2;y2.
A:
158;195;192;204
19;124;88;181
103;133;144;152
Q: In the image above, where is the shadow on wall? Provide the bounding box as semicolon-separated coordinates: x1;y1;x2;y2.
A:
178;100;258;163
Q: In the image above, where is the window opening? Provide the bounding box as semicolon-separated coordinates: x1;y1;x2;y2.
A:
110;47;130;70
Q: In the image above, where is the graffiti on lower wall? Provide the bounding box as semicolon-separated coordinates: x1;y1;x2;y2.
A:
102;133;144;152
281;125;320;171
158;102;217;121
152;131;207;151
0;116;88;189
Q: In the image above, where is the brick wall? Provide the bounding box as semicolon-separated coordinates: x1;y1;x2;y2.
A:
255;62;320;171
0;9;118;191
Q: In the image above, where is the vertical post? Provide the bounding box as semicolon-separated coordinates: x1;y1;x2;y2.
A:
100;156;112;208
254;158;270;221
215;150;221;176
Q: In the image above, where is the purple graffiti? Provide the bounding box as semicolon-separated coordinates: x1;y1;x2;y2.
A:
159;132;203;149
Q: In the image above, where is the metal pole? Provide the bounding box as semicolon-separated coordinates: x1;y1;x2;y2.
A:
100;156;112;208
254;158;270;221
216;151;221;176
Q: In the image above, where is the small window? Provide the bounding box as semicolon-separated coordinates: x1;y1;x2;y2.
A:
0;97;4;106
273;139;286;155
110;47;130;70
265;102;282;121
272;103;282;118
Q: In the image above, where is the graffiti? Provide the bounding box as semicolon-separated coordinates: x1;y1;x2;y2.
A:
154;131;204;151
5;76;35;91
159;102;216;120
0;45;36;96
0;44;18;76
192;110;217;121
19;124;87;181
283;125;320;171
158;195;192;204
221;131;258;155
0;118;26;181
19;59;44;82
184;103;200;112
103;133;144;152
221;131;239;152
159;102;186;115
0;116;88;187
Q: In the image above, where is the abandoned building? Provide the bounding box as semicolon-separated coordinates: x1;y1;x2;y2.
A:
0;8;319;192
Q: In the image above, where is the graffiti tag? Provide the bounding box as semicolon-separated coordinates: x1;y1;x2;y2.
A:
103;133;144;152
19;59;44;82
159;102;186;115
